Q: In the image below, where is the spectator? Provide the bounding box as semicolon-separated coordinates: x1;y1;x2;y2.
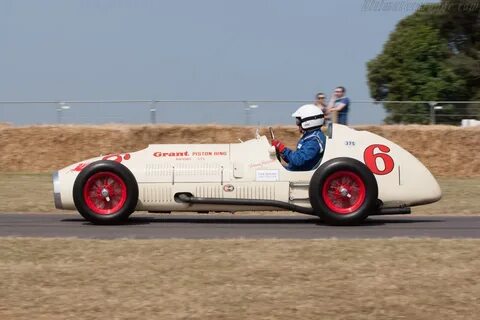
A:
314;92;329;120
314;92;327;112
328;86;350;125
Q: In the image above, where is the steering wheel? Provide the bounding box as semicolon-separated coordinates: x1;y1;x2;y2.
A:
269;127;282;162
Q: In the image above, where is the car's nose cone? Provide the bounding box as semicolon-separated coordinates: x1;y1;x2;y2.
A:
52;171;63;209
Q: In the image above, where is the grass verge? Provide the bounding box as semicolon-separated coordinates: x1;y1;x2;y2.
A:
0;173;478;215
0;173;57;212
0;238;479;320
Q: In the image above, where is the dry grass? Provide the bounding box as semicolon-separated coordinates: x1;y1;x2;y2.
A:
412;178;480;215
0;173;478;215
0;124;479;176
0;238;479;320
0;173;60;213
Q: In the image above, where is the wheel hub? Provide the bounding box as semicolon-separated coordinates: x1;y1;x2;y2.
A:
101;188;111;202
339;187;351;198
101;188;110;197
322;170;366;215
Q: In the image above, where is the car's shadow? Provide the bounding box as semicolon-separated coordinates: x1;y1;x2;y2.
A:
61;215;445;227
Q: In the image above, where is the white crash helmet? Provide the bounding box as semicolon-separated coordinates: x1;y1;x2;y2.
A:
292;104;325;130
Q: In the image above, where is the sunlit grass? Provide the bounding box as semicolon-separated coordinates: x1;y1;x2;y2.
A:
1;238;479;320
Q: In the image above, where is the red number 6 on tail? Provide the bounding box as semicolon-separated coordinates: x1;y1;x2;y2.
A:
363;144;395;175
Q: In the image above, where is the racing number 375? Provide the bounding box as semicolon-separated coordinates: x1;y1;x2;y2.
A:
363;144;395;175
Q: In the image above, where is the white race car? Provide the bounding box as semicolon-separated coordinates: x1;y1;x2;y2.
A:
53;124;441;225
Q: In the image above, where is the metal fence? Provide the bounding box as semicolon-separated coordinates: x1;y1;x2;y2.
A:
372;100;480;125
0;100;479;126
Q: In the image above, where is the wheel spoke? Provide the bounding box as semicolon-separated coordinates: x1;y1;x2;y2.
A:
111;198;119;207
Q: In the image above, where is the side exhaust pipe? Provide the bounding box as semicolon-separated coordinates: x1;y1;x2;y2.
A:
175;193;317;216
175;193;411;216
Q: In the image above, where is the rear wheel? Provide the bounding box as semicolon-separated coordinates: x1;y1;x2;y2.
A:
73;160;138;224
309;158;378;225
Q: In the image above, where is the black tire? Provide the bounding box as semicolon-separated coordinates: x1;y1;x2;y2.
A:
73;160;139;225
309;158;378;226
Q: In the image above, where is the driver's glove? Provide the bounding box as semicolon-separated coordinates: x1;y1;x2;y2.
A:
272;139;286;153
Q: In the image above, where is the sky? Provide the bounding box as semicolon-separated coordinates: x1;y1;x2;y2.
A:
0;0;439;125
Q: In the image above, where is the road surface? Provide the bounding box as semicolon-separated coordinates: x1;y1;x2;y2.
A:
0;213;479;239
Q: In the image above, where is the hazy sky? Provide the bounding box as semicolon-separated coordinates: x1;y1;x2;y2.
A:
0;0;437;125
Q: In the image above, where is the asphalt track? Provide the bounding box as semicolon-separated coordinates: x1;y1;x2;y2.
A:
0;213;479;239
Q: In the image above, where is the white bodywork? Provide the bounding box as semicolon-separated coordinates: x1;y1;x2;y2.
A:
53;124;441;212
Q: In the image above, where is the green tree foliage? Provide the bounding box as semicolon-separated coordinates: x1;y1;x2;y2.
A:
367;0;480;124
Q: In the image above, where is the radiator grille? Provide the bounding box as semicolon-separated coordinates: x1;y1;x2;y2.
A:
175;163;223;177
145;164;173;177
235;185;275;200
195;185;223;198
140;185;172;203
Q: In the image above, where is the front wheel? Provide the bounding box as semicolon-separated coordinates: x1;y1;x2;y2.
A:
73;160;139;224
309;158;378;225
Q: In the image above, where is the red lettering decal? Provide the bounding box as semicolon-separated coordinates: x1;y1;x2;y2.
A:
72;162;89;172
102;154;123;163
363;144;395;175
154;151;189;157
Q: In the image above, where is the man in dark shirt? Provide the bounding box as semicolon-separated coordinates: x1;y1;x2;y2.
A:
328;86;350;125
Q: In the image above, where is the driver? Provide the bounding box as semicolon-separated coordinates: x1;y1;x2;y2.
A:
272;104;326;171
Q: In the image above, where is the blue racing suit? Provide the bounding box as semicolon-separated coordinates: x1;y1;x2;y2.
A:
281;129;326;171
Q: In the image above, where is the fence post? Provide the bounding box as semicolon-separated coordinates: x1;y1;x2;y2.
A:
429;101;437;125
57;102;70;124
150;101;157;124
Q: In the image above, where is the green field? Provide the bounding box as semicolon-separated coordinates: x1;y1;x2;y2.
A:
0;173;478;215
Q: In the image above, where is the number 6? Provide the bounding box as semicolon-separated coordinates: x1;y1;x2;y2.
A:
363;144;395;175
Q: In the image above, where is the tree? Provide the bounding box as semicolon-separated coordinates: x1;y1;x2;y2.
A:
367;1;479;124
441;0;480;120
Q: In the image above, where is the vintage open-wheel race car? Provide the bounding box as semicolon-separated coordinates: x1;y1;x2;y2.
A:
52;123;441;225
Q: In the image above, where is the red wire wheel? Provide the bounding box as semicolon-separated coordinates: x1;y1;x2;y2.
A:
82;172;127;215
309;158;378;225
321;170;366;215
